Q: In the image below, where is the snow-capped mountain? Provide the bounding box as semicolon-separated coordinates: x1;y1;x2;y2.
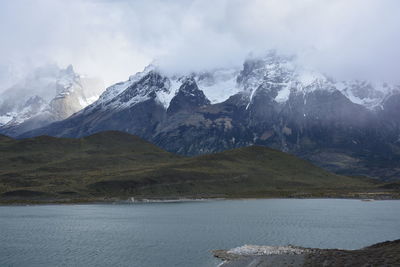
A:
72;51;398;116
0;65;104;136
19;52;400;180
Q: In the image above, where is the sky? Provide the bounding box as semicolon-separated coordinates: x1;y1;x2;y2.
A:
0;0;400;89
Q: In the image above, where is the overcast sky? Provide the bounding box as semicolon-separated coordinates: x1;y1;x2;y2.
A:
1;0;400;88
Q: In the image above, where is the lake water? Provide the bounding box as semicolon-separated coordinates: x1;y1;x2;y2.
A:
1;199;400;267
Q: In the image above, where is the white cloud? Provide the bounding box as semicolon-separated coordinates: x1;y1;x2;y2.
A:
1;0;400;89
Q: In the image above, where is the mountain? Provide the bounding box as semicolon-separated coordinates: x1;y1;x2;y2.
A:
19;52;400;180
0;64;104;136
1;131;391;203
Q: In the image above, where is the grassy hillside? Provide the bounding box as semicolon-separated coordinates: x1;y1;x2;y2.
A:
0;131;397;203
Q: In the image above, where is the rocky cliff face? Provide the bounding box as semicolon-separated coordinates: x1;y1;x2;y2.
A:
167;77;210;115
19;53;400;180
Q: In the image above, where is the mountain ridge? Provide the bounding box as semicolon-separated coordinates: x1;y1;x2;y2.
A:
14;53;400;180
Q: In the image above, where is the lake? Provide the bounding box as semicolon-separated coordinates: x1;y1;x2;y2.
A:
1;199;400;266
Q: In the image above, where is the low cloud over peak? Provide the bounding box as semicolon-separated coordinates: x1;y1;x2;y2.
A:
1;0;400;89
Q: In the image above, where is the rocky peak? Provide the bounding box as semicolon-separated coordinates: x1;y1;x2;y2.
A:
167;77;210;114
139;71;168;90
177;77;197;93
118;71;169;104
56;65;80;95
0;64;103;136
237;52;295;92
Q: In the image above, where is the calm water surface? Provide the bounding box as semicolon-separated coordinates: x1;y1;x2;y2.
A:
1;199;400;267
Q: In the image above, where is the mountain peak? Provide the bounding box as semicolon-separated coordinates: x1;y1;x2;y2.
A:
0;64;103;136
179;76;197;92
167;78;210;114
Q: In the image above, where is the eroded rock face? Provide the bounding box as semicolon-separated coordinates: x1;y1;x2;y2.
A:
18;53;400;180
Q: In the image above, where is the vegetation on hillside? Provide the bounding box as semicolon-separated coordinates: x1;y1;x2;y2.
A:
0;131;397;203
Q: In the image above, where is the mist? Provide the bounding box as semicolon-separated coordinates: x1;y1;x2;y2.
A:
1;0;400;90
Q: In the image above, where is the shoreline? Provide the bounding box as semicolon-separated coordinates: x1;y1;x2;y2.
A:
1;193;399;206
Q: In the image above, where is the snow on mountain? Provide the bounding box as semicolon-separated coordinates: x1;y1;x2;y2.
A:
29;51;398;127
87;65;158;113
92;51;397;114
195;68;240;104
0;65;104;133
235;52;397;110
5;96;47;126
0;64;59;116
335;80;399;110
0;115;11;125
155;68;240;109
86;64;239;113
156;78;181;109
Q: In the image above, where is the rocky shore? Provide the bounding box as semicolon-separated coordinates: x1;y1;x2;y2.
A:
213;239;400;266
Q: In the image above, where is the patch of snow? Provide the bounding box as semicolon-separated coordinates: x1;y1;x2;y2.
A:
297;69;326;88
118;94;151;110
156;78;181;109
334;80;397;110
0;114;13;126
85;95;99;105
93;80;134;108
246;88;257;110
94;65;157;108
154;68;241;109
196;69;240;104
77;96;88;107
275;84;291;103
2;98;48;126
76;95;99;109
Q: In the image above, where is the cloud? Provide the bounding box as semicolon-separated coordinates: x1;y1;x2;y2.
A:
1;0;400;88
0;0;153;88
